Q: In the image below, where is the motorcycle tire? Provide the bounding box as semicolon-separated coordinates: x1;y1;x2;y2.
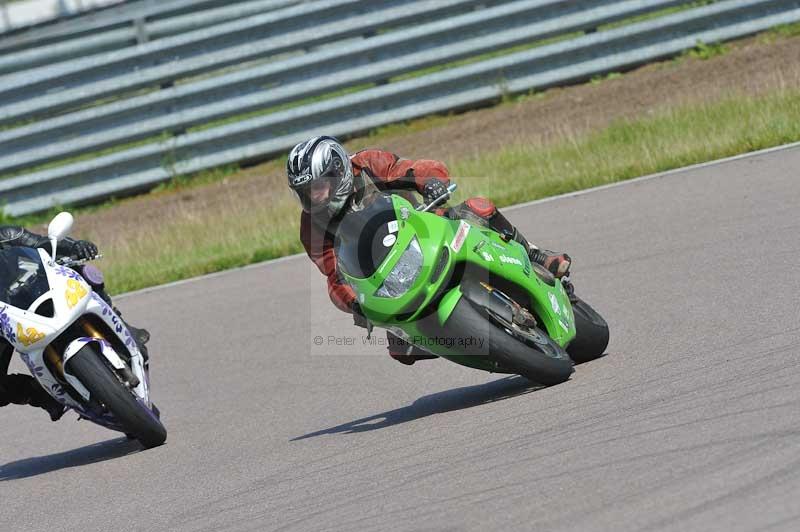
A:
445;298;573;385
66;344;167;449
566;298;610;364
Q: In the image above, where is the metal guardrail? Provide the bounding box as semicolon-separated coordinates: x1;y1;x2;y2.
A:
0;0;690;170
0;0;259;47
1;0;799;216
0;0;304;73
0;0;492;120
0;0;123;36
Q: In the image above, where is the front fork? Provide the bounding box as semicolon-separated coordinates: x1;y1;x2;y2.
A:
61;338;129;401
438;281;535;330
52;336;149;409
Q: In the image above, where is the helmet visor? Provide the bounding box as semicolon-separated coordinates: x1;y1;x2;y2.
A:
321;153;347;184
294;174;336;214
287;146;352;214
293;152;348;214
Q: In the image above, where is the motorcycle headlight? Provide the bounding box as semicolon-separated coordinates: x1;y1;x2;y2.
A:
375;237;423;298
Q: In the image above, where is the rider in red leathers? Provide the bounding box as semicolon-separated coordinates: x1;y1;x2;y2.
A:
289;136;571;365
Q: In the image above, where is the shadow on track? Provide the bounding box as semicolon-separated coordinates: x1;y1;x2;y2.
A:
0;437;142;481
292;376;543;441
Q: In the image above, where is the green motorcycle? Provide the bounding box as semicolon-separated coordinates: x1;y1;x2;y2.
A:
335;184;609;385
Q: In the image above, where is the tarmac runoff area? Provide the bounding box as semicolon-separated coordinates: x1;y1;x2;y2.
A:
1;143;800;532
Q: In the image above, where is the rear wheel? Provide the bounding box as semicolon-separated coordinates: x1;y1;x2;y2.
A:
66;344;166;449
444;298;573;385
567;298;610;364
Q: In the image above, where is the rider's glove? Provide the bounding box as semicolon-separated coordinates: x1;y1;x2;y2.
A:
422;179;449;205
66;239;98;260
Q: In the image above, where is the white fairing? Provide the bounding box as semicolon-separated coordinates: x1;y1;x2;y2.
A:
0;248;151;430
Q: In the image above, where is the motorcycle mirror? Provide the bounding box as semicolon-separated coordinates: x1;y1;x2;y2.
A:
47;212;74;262
48;212;74;241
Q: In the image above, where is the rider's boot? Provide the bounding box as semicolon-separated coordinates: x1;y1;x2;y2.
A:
481;208;572;279
528;248;572;279
29;386;67;421
2;374;65;421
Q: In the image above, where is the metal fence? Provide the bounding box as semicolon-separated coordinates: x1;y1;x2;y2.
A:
1;0;799;216
0;0;304;72
0;0;123;36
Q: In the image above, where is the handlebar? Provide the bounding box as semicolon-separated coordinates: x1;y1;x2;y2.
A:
417;183;458;212
56;254;103;268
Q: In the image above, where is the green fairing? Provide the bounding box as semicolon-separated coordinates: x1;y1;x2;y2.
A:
339;195;576;374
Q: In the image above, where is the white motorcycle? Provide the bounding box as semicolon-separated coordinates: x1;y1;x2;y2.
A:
0;213;166;448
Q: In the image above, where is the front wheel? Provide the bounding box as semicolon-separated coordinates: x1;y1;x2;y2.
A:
444;298;573;385
66;344;167;449
566;298;610;364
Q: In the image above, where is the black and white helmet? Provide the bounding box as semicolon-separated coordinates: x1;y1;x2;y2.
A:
287;136;354;217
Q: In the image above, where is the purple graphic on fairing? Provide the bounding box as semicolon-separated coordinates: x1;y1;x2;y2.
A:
76;336;112;350
19;353;45;377
112;314;136;348
91;291;108;311
0;305;16;343
55;266;83;281
90;293;136;349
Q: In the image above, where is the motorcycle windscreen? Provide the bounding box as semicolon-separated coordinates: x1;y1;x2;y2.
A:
334;194;398;279
0;247;50;310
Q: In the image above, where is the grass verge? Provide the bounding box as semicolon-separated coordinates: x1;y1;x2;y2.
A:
98;86;800;294
449;89;800;204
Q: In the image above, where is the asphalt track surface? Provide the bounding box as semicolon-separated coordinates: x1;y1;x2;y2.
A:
2;145;800;532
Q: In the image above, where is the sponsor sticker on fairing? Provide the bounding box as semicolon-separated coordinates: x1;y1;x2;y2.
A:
549;292;561;314
388;220;399;233
499;255;523;266
450;221;470;252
